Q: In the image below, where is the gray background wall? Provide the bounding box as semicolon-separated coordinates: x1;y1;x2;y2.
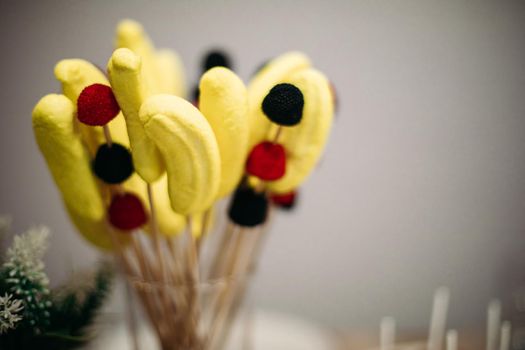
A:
1;0;524;331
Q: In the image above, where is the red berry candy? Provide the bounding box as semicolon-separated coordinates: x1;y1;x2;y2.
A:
77;84;120;126
271;191;297;209
108;192;148;231
246;141;286;181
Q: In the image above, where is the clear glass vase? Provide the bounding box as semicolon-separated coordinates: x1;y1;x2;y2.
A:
118;221;264;350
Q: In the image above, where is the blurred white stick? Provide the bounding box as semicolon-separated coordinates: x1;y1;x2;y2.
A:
487;299;502;350
427;287;450;350
380;316;396;350
499;321;511;350
446;330;458;350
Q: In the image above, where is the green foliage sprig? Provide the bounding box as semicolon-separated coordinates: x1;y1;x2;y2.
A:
0;218;114;350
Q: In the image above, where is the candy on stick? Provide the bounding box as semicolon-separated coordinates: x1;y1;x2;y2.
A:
32;94;124;249
228;187;269;227
199;67;249;198
244;83;303;187
92;143;134;184
109;192;148;231
266;69;334;194
140;94;221;214
108;48;165;183
77;83;121;126
262;83;304;126
247;51;311;148
246;142;286;181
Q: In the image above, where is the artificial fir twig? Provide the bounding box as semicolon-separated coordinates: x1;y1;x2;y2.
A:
0;221;114;350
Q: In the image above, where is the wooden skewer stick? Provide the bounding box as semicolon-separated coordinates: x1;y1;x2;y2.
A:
146;185;172;291
215;204;275;350
107;226;162;337
487;299;502;350
272;125;282;143
196;208;211;256
380;317;396;350
103;125;113;147
124;279;140;350
184;216;201;346
499;321;511;350
207;226;251;349
427;287;450;350
146;184;184;338
208;221;236;280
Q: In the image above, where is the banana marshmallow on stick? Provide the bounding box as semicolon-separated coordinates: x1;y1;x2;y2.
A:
140;94;221;215
110;22;220;235
199;67;249;199
265;68;334;194
245;52;334;194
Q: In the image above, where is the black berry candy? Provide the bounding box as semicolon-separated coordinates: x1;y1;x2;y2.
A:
93;143;134;184
262;83;304;126
203;50;232;71
228;187;269;227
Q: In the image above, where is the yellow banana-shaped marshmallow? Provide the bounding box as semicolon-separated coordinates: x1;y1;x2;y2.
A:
107;48;165;183
266;68;334;194
140;95;221;214
147;174;186;236
247;52;311;147
115;19;186;97
199;67;249;198
156;49;186;97
32;94;123;249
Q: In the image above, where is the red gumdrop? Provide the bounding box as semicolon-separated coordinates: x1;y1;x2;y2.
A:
108;192;148;231
246;141;286;181
271;191;296;208
77;84;120;126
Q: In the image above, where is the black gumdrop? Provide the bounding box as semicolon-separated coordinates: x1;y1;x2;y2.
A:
228;187;269;227
203;50;232;71
262;83;304;126
93;143;134;184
